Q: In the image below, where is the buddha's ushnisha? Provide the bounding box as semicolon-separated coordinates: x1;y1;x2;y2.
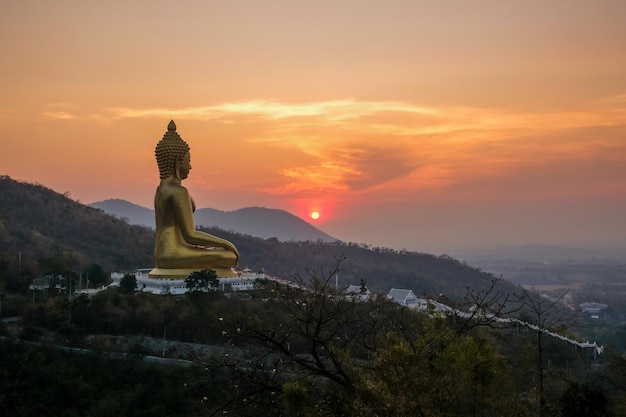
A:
155;120;191;179
153;120;239;271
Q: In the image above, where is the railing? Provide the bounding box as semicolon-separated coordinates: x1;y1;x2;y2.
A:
429;299;603;355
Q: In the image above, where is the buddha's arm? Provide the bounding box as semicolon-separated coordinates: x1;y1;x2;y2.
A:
172;188;240;258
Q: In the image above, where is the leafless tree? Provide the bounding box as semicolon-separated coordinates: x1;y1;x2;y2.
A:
514;286;579;417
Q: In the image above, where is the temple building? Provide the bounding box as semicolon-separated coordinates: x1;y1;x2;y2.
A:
110;268;266;295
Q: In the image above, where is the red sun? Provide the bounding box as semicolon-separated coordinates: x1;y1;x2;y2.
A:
310;211;320;220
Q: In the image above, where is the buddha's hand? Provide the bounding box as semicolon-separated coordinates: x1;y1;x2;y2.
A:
221;240;240;259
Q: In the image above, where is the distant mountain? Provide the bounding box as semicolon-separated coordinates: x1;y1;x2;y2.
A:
195;206;337;243
90;199;338;243
90;199;155;228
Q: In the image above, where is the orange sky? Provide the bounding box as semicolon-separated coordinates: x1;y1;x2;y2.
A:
1;1;625;255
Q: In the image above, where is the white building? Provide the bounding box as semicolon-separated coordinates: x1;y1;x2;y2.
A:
346;284;372;301
387;288;429;311
109;268;266;295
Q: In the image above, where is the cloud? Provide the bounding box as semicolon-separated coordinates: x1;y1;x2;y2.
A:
47;97;626;200
41;102;111;124
42;111;77;120
334;142;421;191
107;99;438;122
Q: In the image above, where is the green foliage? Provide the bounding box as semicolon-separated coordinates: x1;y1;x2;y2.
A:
38;254;74;276
2;176;624;415
8;275;626;417
302;321;523;417
0;176;154;289
185;269;219;292
210;226;514;301
282;379;313;415
119;273;137;294
210;264;528;416
0;175;514;306
560;382;609;417
84;263;107;285
0;338;209;417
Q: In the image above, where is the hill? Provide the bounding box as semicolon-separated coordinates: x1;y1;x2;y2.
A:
90;199;337;242
0;175;509;299
218;229;503;298
0;176;154;284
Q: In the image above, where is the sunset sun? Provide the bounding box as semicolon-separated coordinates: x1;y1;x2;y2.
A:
310;211;320;220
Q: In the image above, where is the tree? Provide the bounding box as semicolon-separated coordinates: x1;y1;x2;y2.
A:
185;269;219;292
213;257;524;417
207;256;385;415
234;257;376;392
38;254;72;276
84;263;107;286
119;273;137;294
560;382;609;417
515;287;579;417
349;328;521;417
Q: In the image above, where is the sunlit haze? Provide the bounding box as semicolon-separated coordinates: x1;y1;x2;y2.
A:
2;1;625;256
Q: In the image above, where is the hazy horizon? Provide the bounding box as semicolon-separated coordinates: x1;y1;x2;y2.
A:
85;194;626;258
2;1;625;256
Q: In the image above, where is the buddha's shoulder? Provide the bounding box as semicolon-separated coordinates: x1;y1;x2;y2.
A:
157;183;190;197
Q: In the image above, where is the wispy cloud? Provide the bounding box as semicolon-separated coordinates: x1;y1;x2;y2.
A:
42;103;111;124
45;97;626;199
107;99;439;121
42;111;77;120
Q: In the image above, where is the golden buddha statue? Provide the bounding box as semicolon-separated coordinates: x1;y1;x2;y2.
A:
149;120;239;278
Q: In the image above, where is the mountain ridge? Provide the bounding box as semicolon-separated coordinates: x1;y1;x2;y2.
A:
89;198;338;243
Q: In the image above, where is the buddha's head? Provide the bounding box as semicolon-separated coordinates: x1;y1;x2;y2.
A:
155;120;191;179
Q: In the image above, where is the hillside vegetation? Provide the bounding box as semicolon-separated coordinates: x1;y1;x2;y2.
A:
1;175;505;300
0;176;154;289
227;232;501;298
5;271;620;417
0;176;621;417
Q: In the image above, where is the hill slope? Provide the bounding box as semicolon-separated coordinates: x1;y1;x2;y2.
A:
214;228;505;298
90;199;337;242
1;176;509;299
0;176;154;276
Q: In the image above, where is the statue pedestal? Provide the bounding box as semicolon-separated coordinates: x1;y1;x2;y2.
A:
148;267;238;279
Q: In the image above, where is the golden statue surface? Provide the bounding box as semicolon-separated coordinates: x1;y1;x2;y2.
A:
149;120;239;278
